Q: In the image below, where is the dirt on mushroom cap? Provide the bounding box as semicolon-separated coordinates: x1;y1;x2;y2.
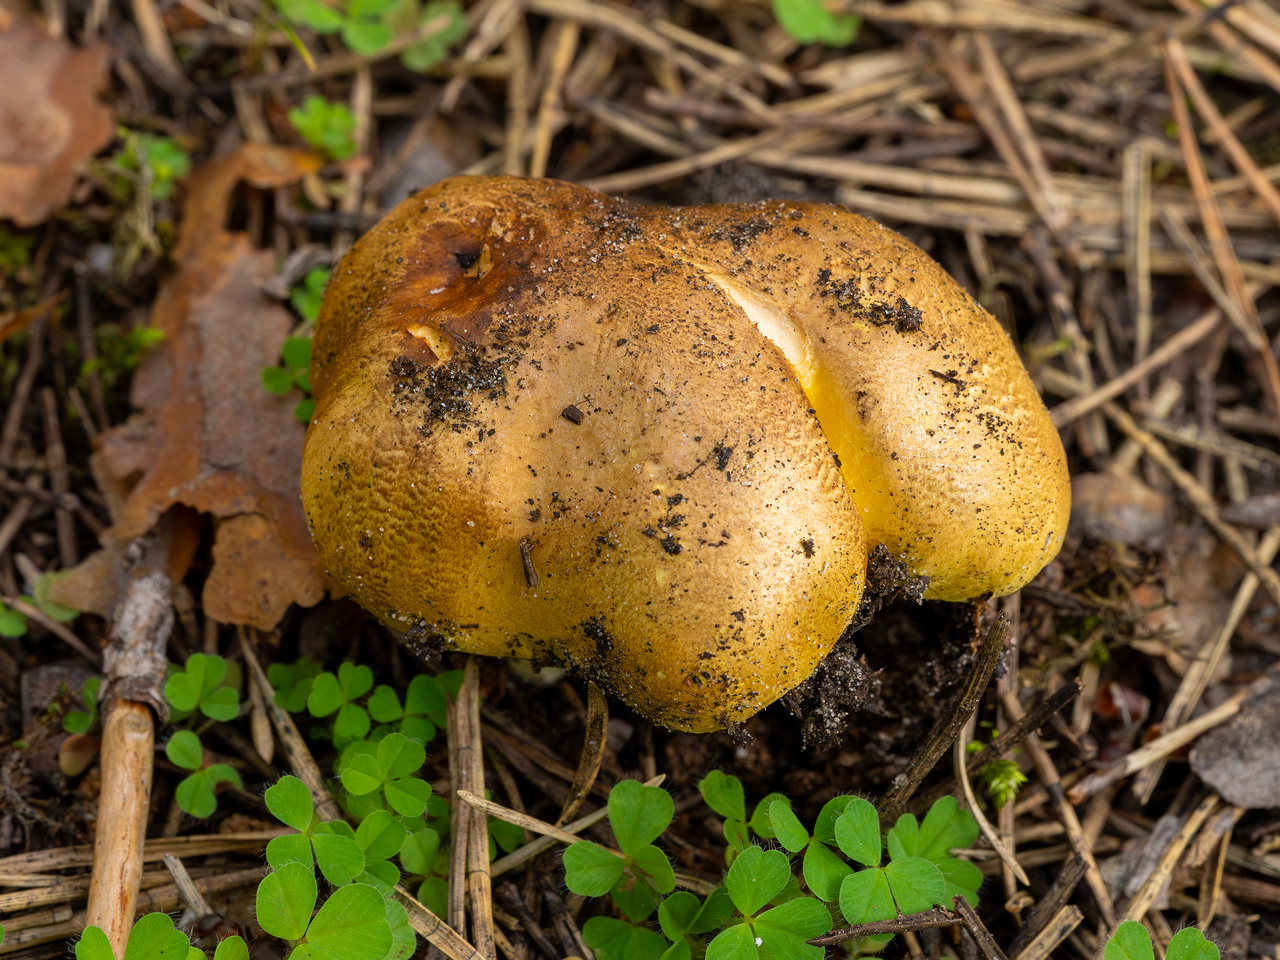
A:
302;176;1069;732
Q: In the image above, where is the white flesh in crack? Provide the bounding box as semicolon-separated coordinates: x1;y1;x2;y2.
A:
704;270;870;534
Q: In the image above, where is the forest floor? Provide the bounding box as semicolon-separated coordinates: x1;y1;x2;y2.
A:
2;0;1280;958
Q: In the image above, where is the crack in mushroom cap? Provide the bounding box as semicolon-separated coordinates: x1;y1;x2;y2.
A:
302;176;1070;732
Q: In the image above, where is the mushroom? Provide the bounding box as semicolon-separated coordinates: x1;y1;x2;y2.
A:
302;176;1069;733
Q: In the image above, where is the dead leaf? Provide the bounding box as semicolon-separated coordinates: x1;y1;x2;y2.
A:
1069;471;1171;549
81;144;328;630
1190;684;1280;809
0;0;113;226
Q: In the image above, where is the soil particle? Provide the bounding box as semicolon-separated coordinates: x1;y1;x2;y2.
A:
819;275;923;333
582;617;614;656
782;641;882;747
845;543;929;637
390;348;508;432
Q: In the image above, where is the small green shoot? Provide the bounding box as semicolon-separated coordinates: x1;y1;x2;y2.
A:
288;95;358;161
166;729;243;818
83;324;165;387
111;129;192;201
275;0;466;71
64;676;102;734
772;0;859;46
980;758;1028;809
400;0;467;71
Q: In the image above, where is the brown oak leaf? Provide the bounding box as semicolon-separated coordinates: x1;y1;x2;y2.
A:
83;144;329;629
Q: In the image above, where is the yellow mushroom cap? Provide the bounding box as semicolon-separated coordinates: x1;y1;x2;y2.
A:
302;176;1069;732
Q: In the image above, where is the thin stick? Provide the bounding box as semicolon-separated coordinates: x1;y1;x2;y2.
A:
1048;300;1225;427
396;886;490;960
1159;206;1257;338
954;721;1029;885
161;854;214;919
502;19;530;177
0;832;285;874
240;629;341;823
972;32;1072;248
583;129;786;194
460;790;609;851
4;596;101;668
1122;140;1153;361
930;33;1067;248
86;701;154;956
1000;691;1117;926
969;679;1082;777
954;895;1010;960
86;569;173;957
541;883;589;959
525;0;775;119
495;882;560;959
39;387;76;568
1102;403;1280;609
528;20;578;179
556;681;607;826
1166;35;1280;227
463;660;496;960
809;907;957;947
1165;47;1280;426
489;775;665;878
878;613;1008;821
1067;684;1257;804
1014;906;1084;960
462;788;714;895
1007;855;1089;959
0;868;266;956
448;668;474;941
1125;794;1220;920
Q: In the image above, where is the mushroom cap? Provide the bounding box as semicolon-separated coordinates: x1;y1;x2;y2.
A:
302;176;1069;731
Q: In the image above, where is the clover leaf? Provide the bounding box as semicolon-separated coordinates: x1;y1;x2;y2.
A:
582;916;669;960
75;913;193;960
166;730;241;819
699;770;746;821
269;656;324;712
708;845;830;960
308;662;375;742
339;732;430;816
165;653;239;722
265;775;366;885
257;863;393;960
367;674;445;743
